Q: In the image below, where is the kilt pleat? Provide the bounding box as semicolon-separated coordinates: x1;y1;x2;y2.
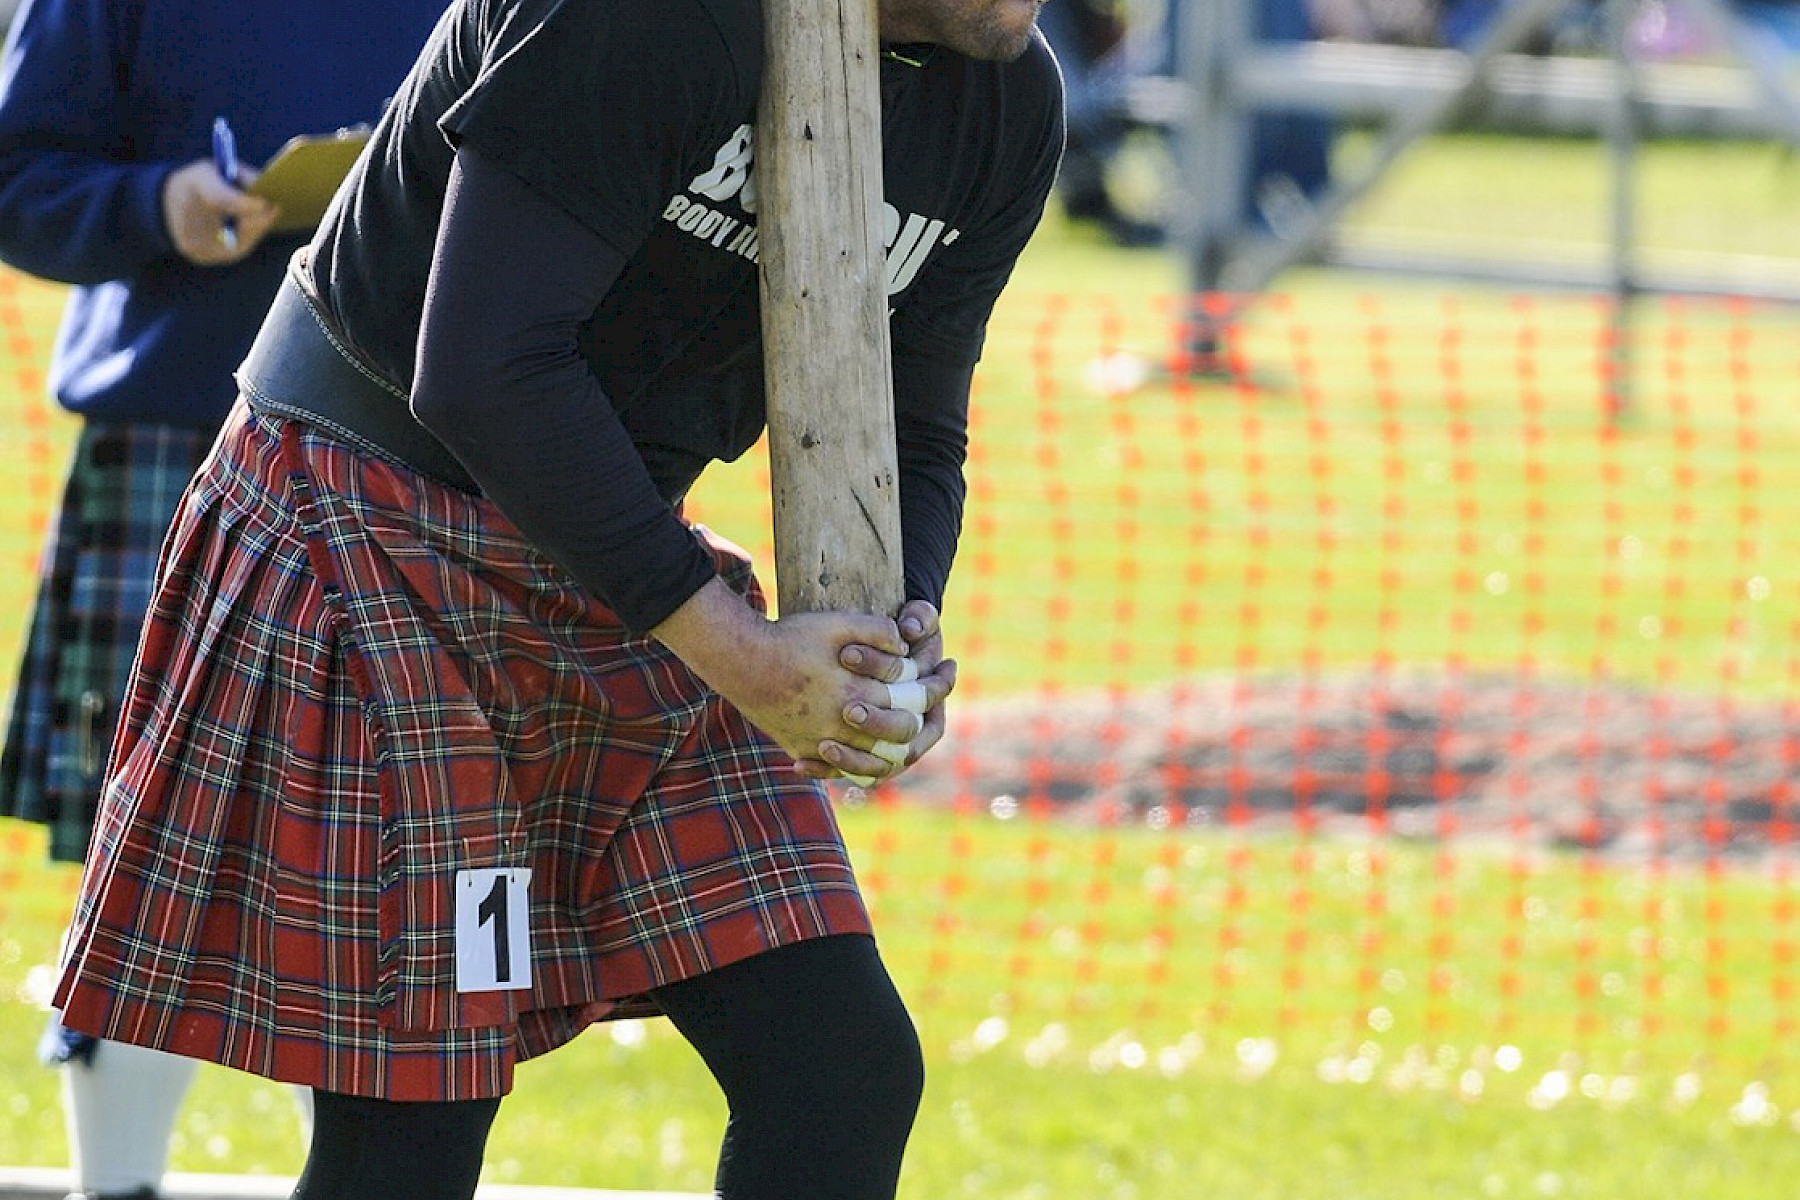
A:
54;400;871;1101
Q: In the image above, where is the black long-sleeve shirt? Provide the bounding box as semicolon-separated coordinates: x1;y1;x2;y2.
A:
309;0;1063;632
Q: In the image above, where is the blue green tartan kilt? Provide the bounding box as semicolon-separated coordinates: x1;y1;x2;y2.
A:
0;420;214;863
53;401;871;1101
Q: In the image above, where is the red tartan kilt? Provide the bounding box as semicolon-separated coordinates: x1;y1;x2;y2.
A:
54;400;870;1101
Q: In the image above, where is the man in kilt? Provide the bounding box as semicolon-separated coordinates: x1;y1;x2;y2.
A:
0;1;447;1197
50;0;1065;1196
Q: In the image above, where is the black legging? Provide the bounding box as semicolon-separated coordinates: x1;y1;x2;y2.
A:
291;933;923;1200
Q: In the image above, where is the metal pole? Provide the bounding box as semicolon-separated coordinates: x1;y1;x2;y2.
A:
1175;0;1253;371
1601;0;1641;423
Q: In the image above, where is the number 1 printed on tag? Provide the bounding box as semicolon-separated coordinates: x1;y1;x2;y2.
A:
455;868;533;993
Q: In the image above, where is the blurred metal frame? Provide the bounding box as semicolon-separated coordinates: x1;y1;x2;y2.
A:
1159;0;1800;412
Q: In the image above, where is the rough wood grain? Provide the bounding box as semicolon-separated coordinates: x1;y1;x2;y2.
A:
757;0;903;618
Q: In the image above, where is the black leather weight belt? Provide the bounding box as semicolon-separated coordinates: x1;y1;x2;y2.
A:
237;252;480;493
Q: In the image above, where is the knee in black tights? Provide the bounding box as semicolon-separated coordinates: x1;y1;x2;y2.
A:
652;933;924;1200
292;1089;501;1200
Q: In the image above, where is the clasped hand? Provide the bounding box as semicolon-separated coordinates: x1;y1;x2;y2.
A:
654;580;955;786
805;597;955;785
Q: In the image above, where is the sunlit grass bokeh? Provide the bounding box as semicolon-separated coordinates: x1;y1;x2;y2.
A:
5;131;1800;1197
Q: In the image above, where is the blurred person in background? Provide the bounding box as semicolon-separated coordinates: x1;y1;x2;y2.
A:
1040;0;1336;247
0;1;446;1197
1163;0;1335;236
1038;0;1168;245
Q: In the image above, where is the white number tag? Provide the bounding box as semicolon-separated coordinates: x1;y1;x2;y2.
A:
454;868;533;993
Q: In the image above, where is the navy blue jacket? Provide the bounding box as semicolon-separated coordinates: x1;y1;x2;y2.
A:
0;0;446;427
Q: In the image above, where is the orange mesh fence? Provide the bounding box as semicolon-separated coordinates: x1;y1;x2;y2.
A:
5;273;1800;1120
694;283;1800;1116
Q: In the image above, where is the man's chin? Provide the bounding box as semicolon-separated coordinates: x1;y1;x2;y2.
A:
977;4;1044;61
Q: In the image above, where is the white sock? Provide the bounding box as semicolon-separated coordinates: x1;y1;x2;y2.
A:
63;1036;199;1196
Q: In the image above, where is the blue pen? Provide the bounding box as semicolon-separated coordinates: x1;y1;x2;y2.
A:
211;115;239;252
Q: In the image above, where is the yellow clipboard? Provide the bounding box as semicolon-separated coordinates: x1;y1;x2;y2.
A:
248;127;372;234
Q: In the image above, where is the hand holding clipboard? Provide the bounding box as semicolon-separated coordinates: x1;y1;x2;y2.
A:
246;126;373;234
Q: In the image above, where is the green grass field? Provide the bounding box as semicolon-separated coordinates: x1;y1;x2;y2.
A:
6;131;1800;1197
